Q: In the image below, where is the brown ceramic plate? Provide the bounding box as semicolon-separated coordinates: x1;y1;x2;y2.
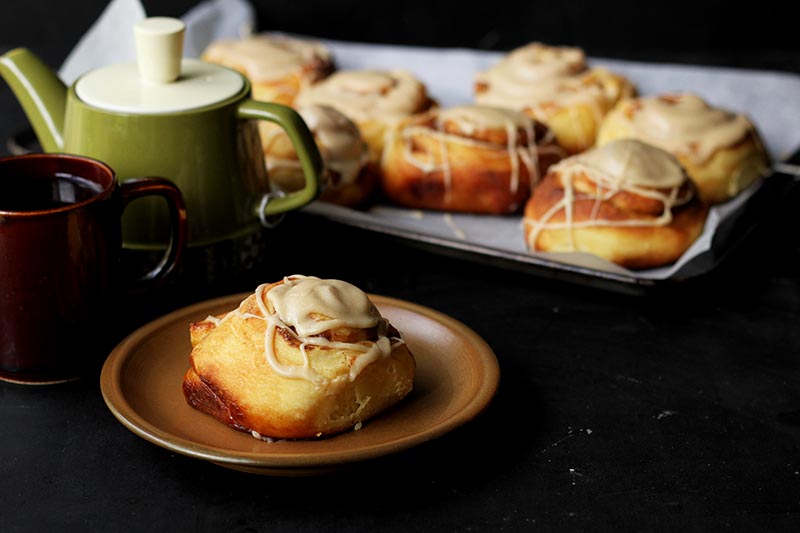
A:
100;292;500;476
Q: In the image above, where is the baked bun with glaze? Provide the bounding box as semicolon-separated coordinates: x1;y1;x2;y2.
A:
201;34;334;106
475;42;636;155
596;93;770;204
523;139;709;269
262;105;376;207
182;276;415;440
294;69;437;165
381;104;565;214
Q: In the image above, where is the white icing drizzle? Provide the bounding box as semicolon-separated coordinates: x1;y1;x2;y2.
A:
398;104;562;196
250;430;277;442
263;105;369;187
210;276;404;384
202;35;331;82
442;213;466;240
604;93;757;165
294;70;427;124
204;314;224;326
525;140;693;251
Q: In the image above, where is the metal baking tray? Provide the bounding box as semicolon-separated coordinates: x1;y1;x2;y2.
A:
301;160;799;296
298;38;800;295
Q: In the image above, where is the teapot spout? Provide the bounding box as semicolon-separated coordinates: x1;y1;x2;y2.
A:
0;48;67;152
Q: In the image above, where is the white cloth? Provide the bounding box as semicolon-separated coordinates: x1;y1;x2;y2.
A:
58;0;255;83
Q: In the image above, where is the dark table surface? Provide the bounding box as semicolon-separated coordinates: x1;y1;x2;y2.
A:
3;3;800;530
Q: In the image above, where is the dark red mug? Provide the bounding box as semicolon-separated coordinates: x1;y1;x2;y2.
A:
0;153;188;384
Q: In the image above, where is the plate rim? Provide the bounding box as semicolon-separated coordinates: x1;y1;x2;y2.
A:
100;291;501;472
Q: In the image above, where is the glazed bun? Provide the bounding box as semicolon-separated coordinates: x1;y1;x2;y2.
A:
596;93;770;203
183;276;416;440
475;42;636;155
201;34;334;106
294;69;437;164
523;139;708;269
381;104;564;213
262;104;376;207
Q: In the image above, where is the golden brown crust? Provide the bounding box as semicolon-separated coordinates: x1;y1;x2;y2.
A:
522;69;636;155
523;171;709;270
380;108;564;214
679;136;769;204
182;283;415;440
189;319;218;347
182;368;251;433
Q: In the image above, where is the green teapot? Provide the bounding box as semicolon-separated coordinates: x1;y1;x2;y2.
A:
0;17;322;265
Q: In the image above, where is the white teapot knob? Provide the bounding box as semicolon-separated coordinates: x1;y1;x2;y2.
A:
134;17;185;84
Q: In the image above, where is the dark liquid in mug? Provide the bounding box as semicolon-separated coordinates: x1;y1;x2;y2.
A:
0;173;104;211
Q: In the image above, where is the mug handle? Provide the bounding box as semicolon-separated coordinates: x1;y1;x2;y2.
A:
237;99;323;217
120;178;188;284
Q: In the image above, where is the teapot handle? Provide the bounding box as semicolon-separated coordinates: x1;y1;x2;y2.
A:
237;100;323;216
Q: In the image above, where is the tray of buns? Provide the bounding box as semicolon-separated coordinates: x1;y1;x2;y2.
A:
177;35;800;293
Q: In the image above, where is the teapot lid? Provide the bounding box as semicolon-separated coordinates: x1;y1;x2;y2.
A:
75;17;244;114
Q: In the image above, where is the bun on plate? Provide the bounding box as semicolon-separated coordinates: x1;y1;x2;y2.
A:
183;276;416;440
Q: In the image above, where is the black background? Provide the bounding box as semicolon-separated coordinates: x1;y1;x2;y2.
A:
2;1;800;531
2;0;800;72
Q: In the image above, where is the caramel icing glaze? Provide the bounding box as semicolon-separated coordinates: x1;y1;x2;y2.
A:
607;93;758;165
524;139;694;250
202;35;331;82
474;42;627;124
477;42;586;87
295;69;429;123
208;276;403;384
